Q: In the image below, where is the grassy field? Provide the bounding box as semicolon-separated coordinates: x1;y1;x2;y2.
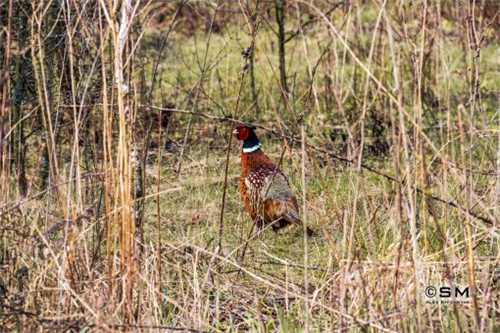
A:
0;1;499;332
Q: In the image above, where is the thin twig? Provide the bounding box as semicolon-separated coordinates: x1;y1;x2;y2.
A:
217;66;248;256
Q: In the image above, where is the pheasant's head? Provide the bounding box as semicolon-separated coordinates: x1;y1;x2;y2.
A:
233;125;261;153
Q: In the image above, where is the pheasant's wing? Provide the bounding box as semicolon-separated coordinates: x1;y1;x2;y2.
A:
245;165;316;235
245;165;296;224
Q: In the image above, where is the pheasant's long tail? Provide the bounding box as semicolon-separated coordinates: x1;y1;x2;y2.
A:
281;202;317;237
283;209;300;225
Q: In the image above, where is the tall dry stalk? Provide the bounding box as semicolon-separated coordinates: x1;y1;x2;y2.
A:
99;0;139;320
0;0;13;203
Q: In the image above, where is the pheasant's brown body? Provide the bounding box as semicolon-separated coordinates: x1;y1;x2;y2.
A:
236;127;303;232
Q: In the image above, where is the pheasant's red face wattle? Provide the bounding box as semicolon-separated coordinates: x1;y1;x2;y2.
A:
234;126;251;141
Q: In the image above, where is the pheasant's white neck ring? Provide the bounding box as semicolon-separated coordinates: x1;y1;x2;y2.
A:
243;143;261;153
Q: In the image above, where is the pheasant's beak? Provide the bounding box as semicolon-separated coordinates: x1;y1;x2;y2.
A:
232;128;238;136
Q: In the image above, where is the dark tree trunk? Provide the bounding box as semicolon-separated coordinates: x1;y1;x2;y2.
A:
275;0;288;99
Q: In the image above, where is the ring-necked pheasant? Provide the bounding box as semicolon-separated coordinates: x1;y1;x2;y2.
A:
233;125;315;236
